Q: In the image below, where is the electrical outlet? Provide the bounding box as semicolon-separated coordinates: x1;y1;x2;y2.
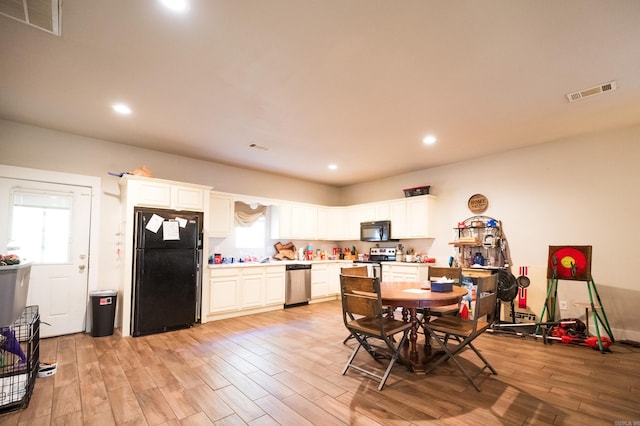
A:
559;301;568;310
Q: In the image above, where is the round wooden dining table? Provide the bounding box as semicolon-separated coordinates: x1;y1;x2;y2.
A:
380;281;468;374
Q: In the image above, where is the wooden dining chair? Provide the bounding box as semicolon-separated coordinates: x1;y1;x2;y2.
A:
423;274;498;391
340;266;369;344
415;266;463;332
426;266;463;317
340;274;412;390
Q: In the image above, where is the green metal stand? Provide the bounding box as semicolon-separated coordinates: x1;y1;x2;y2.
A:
536;277;614;353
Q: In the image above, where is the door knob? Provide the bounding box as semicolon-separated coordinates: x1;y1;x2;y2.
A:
79;264;86;270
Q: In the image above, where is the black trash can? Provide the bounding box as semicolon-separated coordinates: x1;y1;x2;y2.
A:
89;289;118;337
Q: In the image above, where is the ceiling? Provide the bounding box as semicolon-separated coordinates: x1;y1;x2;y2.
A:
2;1;640;186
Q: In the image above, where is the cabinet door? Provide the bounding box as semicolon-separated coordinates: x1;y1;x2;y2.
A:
359;204;377;222
209;193;234;237
271;202;293;239
381;265;395;282
311;264;329;298
209;275;240;313
406;197;431;238
241;271;264;308
344;206;362;240
265;267;285;305
389;200;407;239
328;207;346;240
172;185;205;211
327;262;341;295
317;207;345;241
316;207;330;240
291;203;317;239
132;180;172;208
375;202;391;221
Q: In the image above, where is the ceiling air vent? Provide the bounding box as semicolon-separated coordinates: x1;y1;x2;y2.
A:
249;143;270;151
0;0;61;36
566;81;617;102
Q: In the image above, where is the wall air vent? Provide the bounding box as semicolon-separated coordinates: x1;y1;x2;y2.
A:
0;0;61;36
566;81;617;102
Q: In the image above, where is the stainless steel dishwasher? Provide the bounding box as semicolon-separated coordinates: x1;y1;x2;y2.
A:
284;263;311;307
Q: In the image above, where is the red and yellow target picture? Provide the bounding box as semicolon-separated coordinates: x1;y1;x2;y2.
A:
547;245;592;281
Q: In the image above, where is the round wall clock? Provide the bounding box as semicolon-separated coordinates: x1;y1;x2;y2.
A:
468;194;488;214
547;245;592;281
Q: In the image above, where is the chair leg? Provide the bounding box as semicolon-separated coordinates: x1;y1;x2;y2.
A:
342;338;364;375
343;331;409;390
425;332;491;392
378;330;409;390
467;342;497;375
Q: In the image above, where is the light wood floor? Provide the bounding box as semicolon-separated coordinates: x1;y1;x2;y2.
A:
1;300;639;425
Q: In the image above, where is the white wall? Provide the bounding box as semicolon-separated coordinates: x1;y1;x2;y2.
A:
0;119;341;328
339;124;640;340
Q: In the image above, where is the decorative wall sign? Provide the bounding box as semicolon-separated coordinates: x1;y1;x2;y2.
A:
547;245;593;281
468;194;488;214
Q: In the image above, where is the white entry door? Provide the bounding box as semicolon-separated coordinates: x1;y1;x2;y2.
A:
0;178;91;338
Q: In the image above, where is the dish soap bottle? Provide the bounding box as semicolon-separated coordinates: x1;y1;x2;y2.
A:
473;252;485;266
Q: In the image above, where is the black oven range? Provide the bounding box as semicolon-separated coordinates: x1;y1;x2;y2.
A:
353;247;396;278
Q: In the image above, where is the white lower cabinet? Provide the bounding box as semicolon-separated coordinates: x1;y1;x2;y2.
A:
241;270;264;309
327;262;341;295
209;268;241;313
381;263;430;283
311;264;329;298
265;266;286;305
312;262;344;300
208;265;286;318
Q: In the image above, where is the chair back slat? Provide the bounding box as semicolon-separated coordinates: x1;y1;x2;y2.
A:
474;274;498;319
340;274;381;318
341;266;368;277
428;266;462;285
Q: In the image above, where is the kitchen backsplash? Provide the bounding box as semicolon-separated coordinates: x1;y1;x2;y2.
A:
209;237;434;263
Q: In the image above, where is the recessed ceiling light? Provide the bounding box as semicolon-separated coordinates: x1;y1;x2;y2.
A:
422;135;437;145
160;0;188;12
112;103;132;115
328;164;338;170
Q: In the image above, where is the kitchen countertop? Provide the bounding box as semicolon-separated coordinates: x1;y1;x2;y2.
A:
207;259;354;268
208;260;435;268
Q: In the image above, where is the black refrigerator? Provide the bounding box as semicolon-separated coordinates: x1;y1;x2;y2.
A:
132;208;203;337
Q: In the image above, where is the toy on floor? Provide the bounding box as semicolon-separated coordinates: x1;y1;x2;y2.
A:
0;327;27;366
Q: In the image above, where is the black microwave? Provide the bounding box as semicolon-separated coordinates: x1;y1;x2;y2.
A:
360;220;391;242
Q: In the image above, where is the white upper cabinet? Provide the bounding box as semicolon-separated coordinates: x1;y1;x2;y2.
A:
172;184;207;211
389;199;407;238
271;201;317;240
405;196;432;238
122;175;209;212
291;203;317;240
130;179;171;207
209;192;234;237
317;206;346;241
271;202;293;239
345;205;363;240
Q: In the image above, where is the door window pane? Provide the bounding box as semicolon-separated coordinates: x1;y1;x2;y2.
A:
10;190;72;264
